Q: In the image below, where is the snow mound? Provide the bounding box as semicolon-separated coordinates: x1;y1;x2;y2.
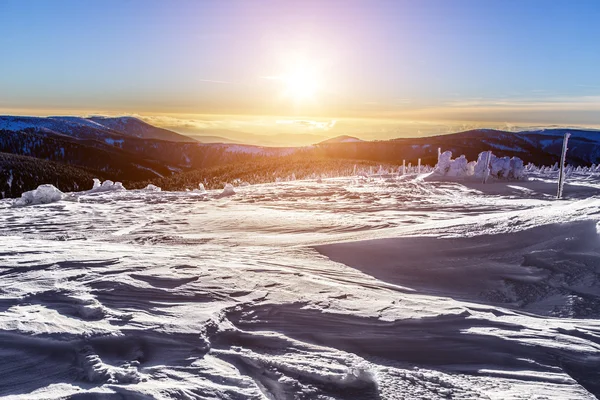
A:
87;179;126;194
219;183;236;197
434;151;525;180
13;184;64;207
142;184;161;192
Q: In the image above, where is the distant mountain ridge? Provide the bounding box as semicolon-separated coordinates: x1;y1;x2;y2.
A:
0;116;197;143
318;135;363;145
316;128;600;166
1;115;600;198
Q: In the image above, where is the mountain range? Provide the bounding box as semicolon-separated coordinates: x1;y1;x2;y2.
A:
0;115;599;198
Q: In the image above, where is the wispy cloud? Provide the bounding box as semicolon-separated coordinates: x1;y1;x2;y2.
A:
276;119;336;130
438;95;600;110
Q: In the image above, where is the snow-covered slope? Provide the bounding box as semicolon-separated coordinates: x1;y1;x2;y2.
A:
1;173;600;398
518;128;600;164
318;128;600;166
319;135;364;144
0;116;196;143
86;116;196;142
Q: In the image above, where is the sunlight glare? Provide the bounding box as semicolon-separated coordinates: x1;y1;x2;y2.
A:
282;66;319;102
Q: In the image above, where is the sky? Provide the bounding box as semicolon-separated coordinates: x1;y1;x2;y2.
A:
1;0;600;142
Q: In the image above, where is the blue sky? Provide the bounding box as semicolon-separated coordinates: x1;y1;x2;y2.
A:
1;0;599;136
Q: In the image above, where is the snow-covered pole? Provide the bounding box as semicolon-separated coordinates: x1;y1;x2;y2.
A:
438;148;441;158
557;132;571;199
483;150;492;184
402;160;406;175
418;158;421;174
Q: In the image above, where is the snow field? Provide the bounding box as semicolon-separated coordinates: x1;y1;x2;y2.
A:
1;173;600;398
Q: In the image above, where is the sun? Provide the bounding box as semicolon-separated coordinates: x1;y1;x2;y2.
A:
282;67;319;102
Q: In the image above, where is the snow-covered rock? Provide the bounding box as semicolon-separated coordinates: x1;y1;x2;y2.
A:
143;184;161;192
87;179;126;194
219;183;236;197
13;184;64;206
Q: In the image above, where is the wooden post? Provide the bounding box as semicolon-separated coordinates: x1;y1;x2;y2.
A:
418;158;421;174
402;160;406;175
557;133;571;199
483;151;492;184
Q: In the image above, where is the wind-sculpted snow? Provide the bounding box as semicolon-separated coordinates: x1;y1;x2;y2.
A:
1;175;600;399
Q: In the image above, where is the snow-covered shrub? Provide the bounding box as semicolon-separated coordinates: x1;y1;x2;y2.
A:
434;151;525;180
13;184;63;206
474;152;491;178
490;155;511;178
509;157;524;179
434;151;453;175
446;155;469;177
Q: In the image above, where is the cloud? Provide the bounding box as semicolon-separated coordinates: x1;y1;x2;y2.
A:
361;95;600;126
438;95;600;111
275;119;336;130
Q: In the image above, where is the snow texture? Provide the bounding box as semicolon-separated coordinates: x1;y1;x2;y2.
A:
1;172;600;399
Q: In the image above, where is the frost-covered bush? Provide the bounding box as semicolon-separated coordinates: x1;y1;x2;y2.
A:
509;157;524;179
474;152;491;178
13;184;63;206
434;151;525;180
446;155;468;177
490;155;511;178
434;151;453;175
